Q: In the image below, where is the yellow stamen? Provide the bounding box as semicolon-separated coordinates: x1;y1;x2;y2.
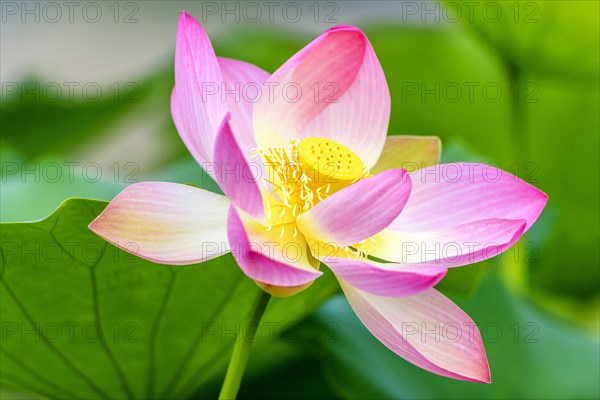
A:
255;137;373;256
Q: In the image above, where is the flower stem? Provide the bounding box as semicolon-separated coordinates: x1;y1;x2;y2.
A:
218;288;271;400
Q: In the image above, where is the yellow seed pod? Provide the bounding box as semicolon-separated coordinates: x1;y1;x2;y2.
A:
297;138;365;194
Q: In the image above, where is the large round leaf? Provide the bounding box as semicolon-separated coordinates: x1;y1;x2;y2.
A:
0;199;338;399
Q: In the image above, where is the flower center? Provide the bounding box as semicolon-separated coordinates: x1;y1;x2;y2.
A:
256;138;369;232
296;138;366;190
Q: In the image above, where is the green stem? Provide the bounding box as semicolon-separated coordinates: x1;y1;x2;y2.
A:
218;288;271;400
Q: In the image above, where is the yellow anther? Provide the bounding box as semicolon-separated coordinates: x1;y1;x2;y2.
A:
257;138;370;232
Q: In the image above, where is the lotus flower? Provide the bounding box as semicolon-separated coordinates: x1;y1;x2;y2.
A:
89;12;547;383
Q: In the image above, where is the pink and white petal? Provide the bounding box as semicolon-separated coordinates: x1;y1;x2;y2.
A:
389;163;547;231
371;135;441;175
173;11;227;165
89;182;230;265
227;206;322;287
170;86;185;147
365;218;526;267
339;280;491;383
217;57;269;160
213;114;265;220
324;256;446;297
296;169;411;247
253;25;390;168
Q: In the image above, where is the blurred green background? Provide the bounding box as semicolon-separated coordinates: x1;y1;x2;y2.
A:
1;1;598;399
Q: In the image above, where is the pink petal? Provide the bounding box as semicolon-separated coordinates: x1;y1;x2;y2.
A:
213;114;265;220
227;206;322;287
173;11;227;165
253;25;390;168
365;218;527;267
371;135;441;174
389;163;547;231
324;256;446;297
339;281;491;383
217;57;270;160
296;169;411;247
89;182;230;265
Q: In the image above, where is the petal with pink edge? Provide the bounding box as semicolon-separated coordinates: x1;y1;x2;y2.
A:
339;280;491;383
173;11;227;166
227;206;322;287
365;218;526;267
217;57;269;160
89;182;230;265
389;163;547;231
253;25;390;168
323;256;446;297
213;114;265;220
297;169;411;247
371;135;441;174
